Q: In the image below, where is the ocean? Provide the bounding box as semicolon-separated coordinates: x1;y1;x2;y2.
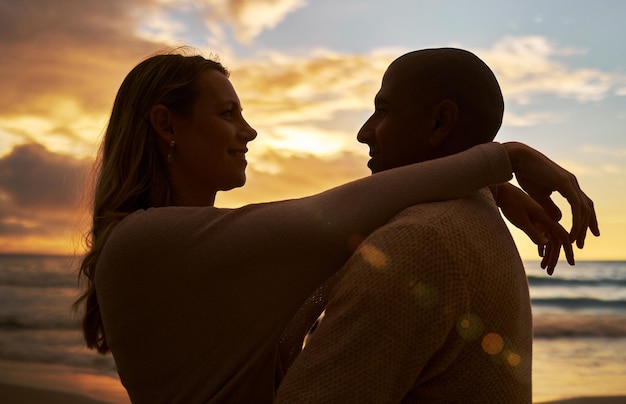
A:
0;254;625;403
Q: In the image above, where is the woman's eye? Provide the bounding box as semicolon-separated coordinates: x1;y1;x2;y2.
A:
221;109;234;118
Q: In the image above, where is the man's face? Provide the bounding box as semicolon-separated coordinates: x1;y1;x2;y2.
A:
357;66;436;174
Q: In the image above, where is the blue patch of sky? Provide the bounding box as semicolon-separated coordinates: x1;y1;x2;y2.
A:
162;7;213;47
500;95;625;155
248;0;624;71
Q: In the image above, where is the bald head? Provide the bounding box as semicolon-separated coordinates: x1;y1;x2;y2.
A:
387;48;504;145
358;47;506;172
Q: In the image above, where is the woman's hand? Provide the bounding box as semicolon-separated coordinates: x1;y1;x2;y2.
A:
495;183;573;275
502;142;600;249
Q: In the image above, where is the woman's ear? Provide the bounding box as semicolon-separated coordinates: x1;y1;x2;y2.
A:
149;105;174;142
429;99;459;147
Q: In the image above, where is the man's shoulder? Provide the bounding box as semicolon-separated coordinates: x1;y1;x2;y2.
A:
362;202;457;251
390;188;496;226
363;188;507;256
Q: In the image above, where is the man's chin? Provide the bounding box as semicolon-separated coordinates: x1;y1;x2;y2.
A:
367;158;378;173
368;162;385;174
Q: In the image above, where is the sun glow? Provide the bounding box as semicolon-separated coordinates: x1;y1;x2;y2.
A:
262;126;351;157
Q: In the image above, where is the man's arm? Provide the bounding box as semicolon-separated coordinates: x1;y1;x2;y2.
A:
274;218;467;403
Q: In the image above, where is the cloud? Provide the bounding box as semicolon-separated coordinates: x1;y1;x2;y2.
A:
482;36;619;103
503;111;562;128
0;0;163;114
255;125;359;157
0;99;109;159
227;48;397;152
0;1;188;252
216;148;369;207
580;145;626;158
4;4;620;158
600;164;621;174
0;143;90;209
0;0;310;158
550;157;624;177
134;4;190;45
0;0;169;157
0;143;91;242
194;0;308;44
146;0;308;45
226;37;625;140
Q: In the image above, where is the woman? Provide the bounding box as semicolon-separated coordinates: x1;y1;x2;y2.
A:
75;52;597;403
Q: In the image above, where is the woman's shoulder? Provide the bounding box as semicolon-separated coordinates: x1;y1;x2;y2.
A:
103;206;226;254
124;205;229;229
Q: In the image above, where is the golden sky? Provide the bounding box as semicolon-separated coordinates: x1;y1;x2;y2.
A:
0;0;624;263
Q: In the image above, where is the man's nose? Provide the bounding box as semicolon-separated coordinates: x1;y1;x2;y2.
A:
357;116;374;144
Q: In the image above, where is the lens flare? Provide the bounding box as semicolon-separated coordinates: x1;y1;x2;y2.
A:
482;332;504;355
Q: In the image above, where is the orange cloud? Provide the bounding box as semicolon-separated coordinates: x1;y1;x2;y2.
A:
0;0;165;114
216;149;369;207
0;0;169;158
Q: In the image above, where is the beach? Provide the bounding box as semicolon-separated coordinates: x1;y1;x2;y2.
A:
0;362;624;404
1;339;625;404
1;255;625;403
1;383;109;404
1;389;625;404
0;359;129;404
0;363;624;404
540;398;626;404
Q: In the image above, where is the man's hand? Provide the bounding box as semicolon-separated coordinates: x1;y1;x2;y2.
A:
495;183;573;275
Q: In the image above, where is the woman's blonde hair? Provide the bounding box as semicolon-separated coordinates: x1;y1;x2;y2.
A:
74;52;228;354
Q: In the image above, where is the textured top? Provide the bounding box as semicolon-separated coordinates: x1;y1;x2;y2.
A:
275;189;532;403
94;143;512;403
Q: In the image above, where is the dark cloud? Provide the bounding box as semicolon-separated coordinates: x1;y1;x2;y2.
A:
0;143;91;209
0;0;131;42
0;143;93;241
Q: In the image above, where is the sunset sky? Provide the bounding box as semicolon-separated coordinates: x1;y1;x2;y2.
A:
0;0;624;262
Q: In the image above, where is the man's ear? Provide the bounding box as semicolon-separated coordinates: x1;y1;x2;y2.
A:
429;99;459;147
149;104;175;142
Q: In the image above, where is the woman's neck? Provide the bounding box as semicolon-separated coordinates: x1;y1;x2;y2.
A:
172;189;216;207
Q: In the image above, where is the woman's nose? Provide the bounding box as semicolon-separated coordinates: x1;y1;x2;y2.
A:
241;118;257;141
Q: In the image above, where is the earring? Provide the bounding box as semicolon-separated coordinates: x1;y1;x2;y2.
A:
167;140;176;164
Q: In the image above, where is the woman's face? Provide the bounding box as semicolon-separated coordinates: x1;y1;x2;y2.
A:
169;69;257;202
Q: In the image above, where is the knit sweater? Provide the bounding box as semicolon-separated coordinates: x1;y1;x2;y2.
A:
275;189;532;403
94;143;513;403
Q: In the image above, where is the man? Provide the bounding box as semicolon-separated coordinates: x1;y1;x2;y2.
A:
275;48;533;403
